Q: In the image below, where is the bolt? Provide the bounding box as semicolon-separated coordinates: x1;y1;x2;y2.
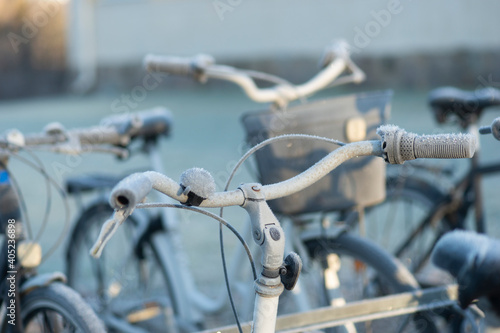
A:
269;227;281;241
251;185;261;192
254;229;261;240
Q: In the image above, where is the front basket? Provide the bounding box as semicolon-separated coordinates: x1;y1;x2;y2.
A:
241;90;392;215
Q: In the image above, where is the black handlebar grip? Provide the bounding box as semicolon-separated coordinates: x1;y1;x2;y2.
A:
110;173;152;210
377;125;476;164
132;107;173;139
101;107;173;140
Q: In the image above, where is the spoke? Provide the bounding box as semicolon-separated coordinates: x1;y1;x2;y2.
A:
382;199;399;250
395;214;431;260
83;227;106;293
413;234;441;273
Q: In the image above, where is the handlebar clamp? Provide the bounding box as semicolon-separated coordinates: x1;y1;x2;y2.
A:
377;125;415;164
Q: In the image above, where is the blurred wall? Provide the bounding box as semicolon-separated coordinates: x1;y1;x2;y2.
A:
68;0;500;91
0;0;67;99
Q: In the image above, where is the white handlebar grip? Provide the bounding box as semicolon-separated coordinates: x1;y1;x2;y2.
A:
144;54;193;76
110;173;152;209
377;125;476;164
144;54;214;77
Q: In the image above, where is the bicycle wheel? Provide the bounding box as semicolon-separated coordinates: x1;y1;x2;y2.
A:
303;232;444;333
360;175;454;278
18;282;105;332
65;202;178;332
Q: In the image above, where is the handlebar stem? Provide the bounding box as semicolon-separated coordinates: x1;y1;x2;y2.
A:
239;183;285;333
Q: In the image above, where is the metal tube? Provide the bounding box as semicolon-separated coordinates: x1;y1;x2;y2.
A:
251;294;280;333
262;141;382;201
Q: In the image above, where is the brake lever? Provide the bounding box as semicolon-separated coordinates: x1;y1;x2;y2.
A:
90;208;133;258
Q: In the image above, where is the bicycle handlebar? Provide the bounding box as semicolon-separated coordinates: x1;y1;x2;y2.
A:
110;127;475;209
144;54;214;78
0;125;128;158
100;107;173;140
90;126;476;258
0;107;172;156
23;126;124;146
144;41;365;106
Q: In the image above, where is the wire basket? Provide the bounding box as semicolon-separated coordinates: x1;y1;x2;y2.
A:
241;90;392;215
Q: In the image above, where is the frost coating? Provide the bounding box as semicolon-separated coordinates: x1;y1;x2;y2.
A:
110;173;152;209
376;124;401;136
179;167;216;199
263;141;381;201
377;125;475;164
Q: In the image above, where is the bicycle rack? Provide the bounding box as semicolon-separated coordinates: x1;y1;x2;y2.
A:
200;284;464;333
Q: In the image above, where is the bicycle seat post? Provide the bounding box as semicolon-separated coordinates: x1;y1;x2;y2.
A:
239;183;287;333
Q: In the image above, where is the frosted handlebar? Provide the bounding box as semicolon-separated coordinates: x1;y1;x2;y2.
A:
90;127;477;258
143;54;215;77
110;173;152;210
377;125;476;164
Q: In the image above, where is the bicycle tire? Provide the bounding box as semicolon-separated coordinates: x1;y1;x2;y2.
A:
361;175;454;277
65;202;178;332
303;232;443;333
17;282;106;332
